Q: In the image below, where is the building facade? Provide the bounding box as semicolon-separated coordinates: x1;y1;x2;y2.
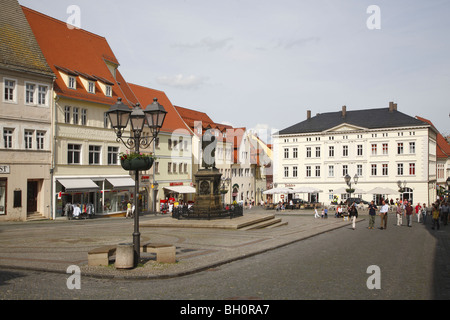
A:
0;0;55;221
273;103;438;206
23;6;142;218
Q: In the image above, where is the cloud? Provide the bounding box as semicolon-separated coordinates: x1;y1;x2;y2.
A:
155;74;208;90
172;37;233;51
276;36;320;49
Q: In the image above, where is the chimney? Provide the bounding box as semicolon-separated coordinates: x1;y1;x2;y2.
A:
389;101;398;113
307;110;311;120
342;105;347;118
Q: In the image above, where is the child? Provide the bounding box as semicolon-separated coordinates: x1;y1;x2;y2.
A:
314;206;320;218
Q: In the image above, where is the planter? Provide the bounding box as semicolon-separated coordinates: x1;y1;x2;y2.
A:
121;157;154;171
346;188;355;194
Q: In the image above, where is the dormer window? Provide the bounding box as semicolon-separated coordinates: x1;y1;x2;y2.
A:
68;76;76;89
88;81;95;94
106;85;112;97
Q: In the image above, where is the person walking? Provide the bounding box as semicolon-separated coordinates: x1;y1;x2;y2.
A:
415;203;422;223
422;203;428;225
432;203;440;230
126;201;132;218
314;205;320;218
379;200;389;230
405;201;413;227
396;202;403;226
349;202;358;230
368;200;377;229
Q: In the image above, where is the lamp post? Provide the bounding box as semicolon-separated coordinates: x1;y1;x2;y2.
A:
397;180;407;193
345;174;359;193
107;97;167;266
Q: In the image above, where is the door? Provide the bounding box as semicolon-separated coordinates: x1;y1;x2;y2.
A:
27;181;38;213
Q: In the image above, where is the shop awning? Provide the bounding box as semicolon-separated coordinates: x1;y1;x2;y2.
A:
164;186;196;194
107;177;135;189
58;178;99;192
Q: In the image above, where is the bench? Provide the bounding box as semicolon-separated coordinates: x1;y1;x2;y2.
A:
88;243;177;266
88;245;117;266
141;242;176;263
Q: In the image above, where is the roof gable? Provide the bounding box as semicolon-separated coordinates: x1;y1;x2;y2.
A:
128;83;191;135
22;6;136;106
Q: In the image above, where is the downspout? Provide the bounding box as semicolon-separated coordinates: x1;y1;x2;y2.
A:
51;90;59;220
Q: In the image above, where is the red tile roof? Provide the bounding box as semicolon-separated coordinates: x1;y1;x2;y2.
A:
128;83;191;135
22;6;138;107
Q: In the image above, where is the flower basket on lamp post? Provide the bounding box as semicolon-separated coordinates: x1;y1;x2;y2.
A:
120;152;155;171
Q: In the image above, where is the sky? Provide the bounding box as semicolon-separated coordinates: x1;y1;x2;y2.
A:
19;0;450;139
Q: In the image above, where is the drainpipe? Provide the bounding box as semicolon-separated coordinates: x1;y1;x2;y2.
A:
51;92;59;220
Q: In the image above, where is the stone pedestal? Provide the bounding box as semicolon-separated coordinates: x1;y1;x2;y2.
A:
194;169;222;215
115;243;134;269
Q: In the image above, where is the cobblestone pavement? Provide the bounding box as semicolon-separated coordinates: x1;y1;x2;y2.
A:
0;208;353;279
0;208;449;300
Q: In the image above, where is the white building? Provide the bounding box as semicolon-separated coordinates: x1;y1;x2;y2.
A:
273;103;438;206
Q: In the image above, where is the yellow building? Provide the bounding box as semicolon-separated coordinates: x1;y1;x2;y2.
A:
24;6;142;218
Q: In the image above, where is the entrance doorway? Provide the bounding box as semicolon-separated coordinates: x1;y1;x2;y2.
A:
27;180;38;213
400;187;414;204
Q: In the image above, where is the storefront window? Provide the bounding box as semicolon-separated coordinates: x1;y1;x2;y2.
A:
55;179;134;217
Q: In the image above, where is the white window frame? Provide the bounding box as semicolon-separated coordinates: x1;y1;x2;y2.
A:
88;81;95;94
89;145;101;165
3;78;17;103
68;144;82;164
36;131;45;150
3;128;14;149
38;85;48;106
68;76;76;89
24;130;33;150
25;82;35;104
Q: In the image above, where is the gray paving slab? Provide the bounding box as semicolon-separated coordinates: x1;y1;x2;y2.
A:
0;208;358;279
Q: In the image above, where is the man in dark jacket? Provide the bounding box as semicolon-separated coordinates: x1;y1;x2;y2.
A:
405;201;413;227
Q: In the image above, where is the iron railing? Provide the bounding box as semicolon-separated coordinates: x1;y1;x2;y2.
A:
172;204;243;220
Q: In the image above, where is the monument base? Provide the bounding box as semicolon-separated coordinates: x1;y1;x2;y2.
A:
194;168;222;216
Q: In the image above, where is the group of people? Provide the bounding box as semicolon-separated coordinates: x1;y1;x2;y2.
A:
317;198;450;232
361;199;449;231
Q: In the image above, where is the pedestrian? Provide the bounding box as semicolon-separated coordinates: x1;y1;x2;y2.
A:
368;200;377;229
379;200;389;230
126;201;132;218
421;203;427;224
405;201;413;227
432;204;440;230
396;202;403;226
336;205;343;218
314;205;320;218
349;202;358;230
415;203;422;223
440;201;449;226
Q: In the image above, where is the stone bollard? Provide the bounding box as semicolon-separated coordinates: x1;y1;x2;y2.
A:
115;243;134;269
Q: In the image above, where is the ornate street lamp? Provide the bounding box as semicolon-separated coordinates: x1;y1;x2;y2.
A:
107;97;167;267
397;180;407;193
345;174;358;195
